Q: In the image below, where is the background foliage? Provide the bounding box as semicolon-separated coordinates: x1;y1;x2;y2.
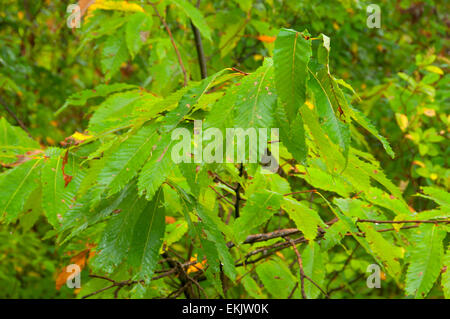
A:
0;0;448;299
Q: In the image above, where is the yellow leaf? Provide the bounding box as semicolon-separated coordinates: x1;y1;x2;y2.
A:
275;251;285;259
395;113;408;131
71;131;93;142
55;249;90;290
86;0;144;20
187;254;207;274
424;65;443;75
423;108;436;117
412;160;425;168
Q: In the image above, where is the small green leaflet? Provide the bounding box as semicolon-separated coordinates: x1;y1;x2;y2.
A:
55;83;138;116
91;188;147;274
126;12;152;59
196;205;237;280
233;59;277;129
0;117;40;165
256;259;300;298
302;242;326;299
348;106;395;158
101;32;129;81
97;123;159;196
282;197;325;241
405;224;446;298
161;69;228;132
88;90;144;134
0;159;42;222
41;148;65;228
138;133;175;201
308;67;350;157
129;187;166;282
418;186;450;210
273;28;311;121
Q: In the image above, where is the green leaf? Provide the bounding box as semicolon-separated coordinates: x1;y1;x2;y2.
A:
92;188;147;273
282;197;325;241
101;33;129;81
88;90;151;134
162;69;228;132
138;134;174;200
129;187;166;281
300;105;345;171
256;259;300;299
56;83;138;116
419;186;450;210
0;159;42;222
349;106;395;158
302;242;326;299
359;223;403;279
277;106;307;163
273;28;311;121
233;60;277;129
233;190;282;243
164;220;188;248
41;148;66;228
308;68;350;156
126;12;152;59
97;123;159;196
405;224;446;298
237;267;265;298
0;117;40;165
196;205;237;280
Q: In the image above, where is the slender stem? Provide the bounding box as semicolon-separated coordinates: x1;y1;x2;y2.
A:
287;282;299;299
285;237;307;299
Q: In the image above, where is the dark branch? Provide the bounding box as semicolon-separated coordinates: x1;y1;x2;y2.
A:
190;0;207;79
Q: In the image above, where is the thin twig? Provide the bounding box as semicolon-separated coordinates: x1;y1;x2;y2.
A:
285;237;307;299
209;185;234;206
285;236;329;299
176;260;208;299
287;282;299;299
